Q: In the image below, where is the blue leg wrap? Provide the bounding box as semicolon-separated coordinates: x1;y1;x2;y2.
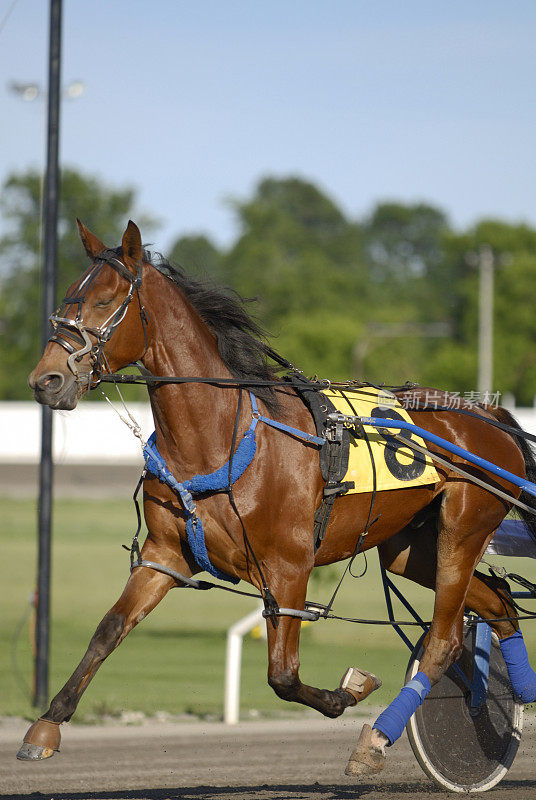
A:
373;671;431;746
500;630;536;703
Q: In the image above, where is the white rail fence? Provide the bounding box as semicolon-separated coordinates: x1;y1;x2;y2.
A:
224;603;265;725
2;401;536;465
0;402;152;464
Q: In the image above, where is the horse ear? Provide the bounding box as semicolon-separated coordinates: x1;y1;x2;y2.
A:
121;220;142;271
76;219;106;258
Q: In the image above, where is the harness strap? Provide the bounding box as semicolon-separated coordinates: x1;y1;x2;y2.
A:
262;607;321;621
409;402;536;446
226;390;280;627
253;411;325;446
142;395;261;584
391;433;536;516
48;334;78;355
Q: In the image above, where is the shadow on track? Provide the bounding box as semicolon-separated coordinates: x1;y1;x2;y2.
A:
5;782;536;800
0;784;422;800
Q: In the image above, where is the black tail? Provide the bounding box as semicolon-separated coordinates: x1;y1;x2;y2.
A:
492;406;536;540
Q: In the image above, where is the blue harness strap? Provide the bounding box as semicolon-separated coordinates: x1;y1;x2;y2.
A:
254;410;325;446
143;392;260;583
144;430;241;583
143;391;325;583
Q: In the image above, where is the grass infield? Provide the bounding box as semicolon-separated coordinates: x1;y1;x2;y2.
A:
2;497;536;722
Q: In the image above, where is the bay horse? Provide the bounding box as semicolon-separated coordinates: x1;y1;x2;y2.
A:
20;220;536;774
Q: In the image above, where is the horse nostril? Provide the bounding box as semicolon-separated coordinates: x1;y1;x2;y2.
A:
37;372;65;393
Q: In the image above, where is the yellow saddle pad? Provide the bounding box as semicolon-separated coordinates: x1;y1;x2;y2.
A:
324;388;439;494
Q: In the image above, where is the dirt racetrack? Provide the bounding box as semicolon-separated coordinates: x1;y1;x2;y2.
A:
2;713;536;800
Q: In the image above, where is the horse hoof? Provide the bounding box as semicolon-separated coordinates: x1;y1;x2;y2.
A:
345;723;386;777
16;743;55;761
340;666;382;705
17;718;61;761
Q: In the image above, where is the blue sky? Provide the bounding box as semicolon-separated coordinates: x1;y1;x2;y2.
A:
1;0;535;252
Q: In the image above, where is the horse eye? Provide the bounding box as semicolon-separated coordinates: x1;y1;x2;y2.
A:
95;296;114;308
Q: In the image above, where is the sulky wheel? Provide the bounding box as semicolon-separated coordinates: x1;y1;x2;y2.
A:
405;622;523;793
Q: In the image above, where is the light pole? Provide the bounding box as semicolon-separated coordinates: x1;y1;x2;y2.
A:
477;245;494;398
35;0;62;712
8;79;84;102
466;244;496;399
9;11;85;712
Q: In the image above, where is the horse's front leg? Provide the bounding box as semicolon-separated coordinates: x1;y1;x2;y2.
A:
266;568;380;718
16;544;189;761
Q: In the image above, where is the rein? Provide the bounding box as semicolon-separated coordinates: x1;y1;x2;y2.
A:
100;371;536;447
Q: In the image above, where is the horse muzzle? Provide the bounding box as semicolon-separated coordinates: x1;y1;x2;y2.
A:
28;368;86;410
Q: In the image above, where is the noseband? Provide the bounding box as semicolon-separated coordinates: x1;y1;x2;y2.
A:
49;251;147;385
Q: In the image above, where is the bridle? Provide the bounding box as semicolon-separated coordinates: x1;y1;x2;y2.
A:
49;251;148;385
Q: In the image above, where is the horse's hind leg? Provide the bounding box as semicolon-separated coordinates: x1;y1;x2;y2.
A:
17;563;177;760
348;484;510;776
378;519;520;639
380;515;536;694
468;571;536;703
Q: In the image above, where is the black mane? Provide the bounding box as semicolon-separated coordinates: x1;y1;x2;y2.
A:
108;247;283;414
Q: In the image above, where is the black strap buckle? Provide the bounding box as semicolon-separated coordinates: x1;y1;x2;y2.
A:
323;480;354;498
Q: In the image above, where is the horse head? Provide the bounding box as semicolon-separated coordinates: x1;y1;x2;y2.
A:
28;220;148;410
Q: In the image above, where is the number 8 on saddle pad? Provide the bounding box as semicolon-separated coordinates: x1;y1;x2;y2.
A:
324;388;439;493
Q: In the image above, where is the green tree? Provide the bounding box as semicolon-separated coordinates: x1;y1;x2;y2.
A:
0;168;158;399
364;202;448;282
363;202;456;319
310;201;455;386
222;177;369;377
168;234;224;281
